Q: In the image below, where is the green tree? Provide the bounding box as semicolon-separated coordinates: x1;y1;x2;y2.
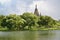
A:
38;16;57;28
21;12;39;30
1;14;16;30
15;15;26;30
0;15;5;27
1;14;26;30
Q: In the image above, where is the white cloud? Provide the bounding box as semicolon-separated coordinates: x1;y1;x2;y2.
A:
28;0;59;20
0;0;59;20
14;1;27;15
8;0;27;15
28;0;52;14
0;0;11;4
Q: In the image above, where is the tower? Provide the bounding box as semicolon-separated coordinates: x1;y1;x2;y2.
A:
34;5;39;16
40;12;41;16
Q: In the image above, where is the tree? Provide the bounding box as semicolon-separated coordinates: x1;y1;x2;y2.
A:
21;12;39;30
38;16;57;28
0;13;58;31
1;14;16;30
1;14;26;30
15;15;26;30
0;15;5;27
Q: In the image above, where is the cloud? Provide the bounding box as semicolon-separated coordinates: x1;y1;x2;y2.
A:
28;0;53;14
28;0;60;20
15;0;27;15
0;0;27;15
0;0;11;4
0;0;60;20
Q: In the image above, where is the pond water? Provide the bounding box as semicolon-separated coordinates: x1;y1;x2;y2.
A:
0;30;60;40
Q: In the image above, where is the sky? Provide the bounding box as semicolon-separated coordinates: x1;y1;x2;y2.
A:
0;0;60;20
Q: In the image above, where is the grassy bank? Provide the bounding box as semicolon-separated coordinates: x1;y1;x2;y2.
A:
0;27;59;31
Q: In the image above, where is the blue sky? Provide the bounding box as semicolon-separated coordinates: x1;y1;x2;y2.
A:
0;0;60;20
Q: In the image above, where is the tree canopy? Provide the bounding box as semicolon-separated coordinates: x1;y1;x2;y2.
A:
0;12;59;31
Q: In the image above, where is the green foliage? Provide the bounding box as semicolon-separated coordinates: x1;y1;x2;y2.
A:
21;12;39;30
0;12;59;31
1;14;17;30
0;15;5;27
38;16;57;28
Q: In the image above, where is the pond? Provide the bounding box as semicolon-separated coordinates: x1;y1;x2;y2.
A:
0;30;60;40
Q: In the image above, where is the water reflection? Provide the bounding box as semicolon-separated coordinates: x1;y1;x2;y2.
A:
0;30;60;40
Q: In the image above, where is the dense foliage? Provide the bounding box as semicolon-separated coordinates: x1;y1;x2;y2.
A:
0;12;60;31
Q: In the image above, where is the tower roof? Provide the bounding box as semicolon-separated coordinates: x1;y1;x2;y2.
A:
34;5;39;16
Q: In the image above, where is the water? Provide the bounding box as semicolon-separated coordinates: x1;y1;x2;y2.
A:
0;30;60;40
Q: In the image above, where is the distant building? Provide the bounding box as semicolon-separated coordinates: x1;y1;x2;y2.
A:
34;5;41;16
